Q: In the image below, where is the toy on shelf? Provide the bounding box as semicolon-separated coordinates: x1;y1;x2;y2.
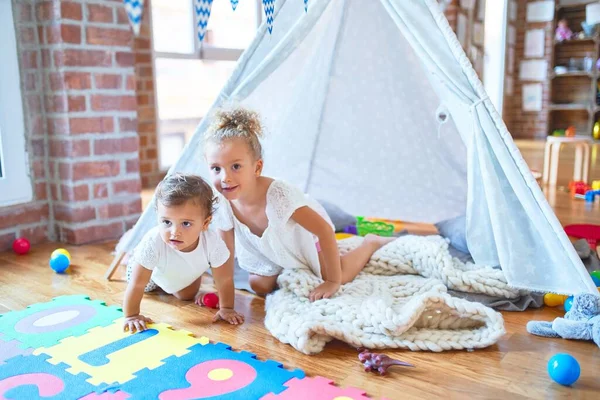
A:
357;349;415;375
582;21;596;37
355;216;395;237
547;354;581;386
551;126;577;138
592;181;600;191
594;122;600;140
555;19;573;42
12;238;30;255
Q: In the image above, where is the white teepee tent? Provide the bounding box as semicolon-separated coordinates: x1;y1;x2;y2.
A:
109;0;598;296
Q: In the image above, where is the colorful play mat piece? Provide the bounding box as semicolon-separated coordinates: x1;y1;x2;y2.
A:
0;295;387;399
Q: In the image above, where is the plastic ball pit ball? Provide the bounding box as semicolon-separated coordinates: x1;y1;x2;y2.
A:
12;238;30;255
547;354;580;386
51;248;71;261
201;293;220;309
564;296;574;312
49;254;70;273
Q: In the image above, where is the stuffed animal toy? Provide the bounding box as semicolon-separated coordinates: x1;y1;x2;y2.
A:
555;19;573;42
527;294;600;348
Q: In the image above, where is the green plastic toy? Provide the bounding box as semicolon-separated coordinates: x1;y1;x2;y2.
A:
356;216;395;237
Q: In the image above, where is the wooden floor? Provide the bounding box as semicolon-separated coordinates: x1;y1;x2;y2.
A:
1;140;599;399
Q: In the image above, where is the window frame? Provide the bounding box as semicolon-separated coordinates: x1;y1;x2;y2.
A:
151;0;263;62
150;0;263;172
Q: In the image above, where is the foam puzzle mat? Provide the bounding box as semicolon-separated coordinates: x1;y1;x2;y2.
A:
0;295;388;399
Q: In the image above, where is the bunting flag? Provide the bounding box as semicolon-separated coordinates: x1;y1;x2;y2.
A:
123;0;144;36
304;0;308;12
195;0;213;43
231;0;239;10
263;0;275;34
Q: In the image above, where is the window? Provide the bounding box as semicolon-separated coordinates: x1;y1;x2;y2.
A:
483;0;507;113
151;0;262;169
159;131;186;170
0;1;33;207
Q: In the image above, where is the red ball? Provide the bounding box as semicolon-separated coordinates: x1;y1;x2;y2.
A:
12;238;31;255
202;293;219;309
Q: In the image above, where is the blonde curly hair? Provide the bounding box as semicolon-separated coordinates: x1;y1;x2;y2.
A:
204;106;264;160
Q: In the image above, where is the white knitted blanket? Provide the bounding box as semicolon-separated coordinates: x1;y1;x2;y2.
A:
265;235;518;355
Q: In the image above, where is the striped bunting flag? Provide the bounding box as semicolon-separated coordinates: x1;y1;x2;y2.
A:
123;0;145;35
195;0;213;43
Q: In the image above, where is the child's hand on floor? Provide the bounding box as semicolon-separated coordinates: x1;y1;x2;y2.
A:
309;281;340;302
212;308;245;325
123;314;153;333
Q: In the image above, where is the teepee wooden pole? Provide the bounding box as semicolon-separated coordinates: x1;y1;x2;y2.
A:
105;251;126;280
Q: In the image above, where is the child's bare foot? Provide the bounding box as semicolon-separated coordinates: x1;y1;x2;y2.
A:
363;234;396;252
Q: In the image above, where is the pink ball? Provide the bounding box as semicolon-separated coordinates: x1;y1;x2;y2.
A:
202;293;219;308
12;238;31;255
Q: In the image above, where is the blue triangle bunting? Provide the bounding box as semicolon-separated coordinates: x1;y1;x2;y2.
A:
195;0;213;43
263;0;275;34
123;0;145;35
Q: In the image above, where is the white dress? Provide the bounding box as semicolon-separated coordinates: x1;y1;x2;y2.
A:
127;226;230;294
213;180;334;277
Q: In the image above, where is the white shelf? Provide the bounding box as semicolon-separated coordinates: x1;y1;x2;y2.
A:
552;71;594;78
549;104;591;112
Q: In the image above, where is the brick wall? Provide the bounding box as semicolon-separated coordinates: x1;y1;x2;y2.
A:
444;0;486;78
1;0;146;251
445;0;459;32
42;0;143;243
133;1;161;188
0;1;51;251
502;0;553;139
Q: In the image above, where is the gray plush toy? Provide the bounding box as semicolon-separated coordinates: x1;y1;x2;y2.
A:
527;293;600;348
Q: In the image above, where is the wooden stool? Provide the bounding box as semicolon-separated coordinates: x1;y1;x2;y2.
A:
530;169;542;185
542;136;591;186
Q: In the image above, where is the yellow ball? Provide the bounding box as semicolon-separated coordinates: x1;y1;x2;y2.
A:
51;248;71;261
543;293;568;307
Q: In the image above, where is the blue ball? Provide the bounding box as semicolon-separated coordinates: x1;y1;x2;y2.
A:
49;254;70;273
547;354;580;386
591;274;600;287
564;296;574;312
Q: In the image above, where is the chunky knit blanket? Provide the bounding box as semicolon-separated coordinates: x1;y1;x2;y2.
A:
265;235;518;355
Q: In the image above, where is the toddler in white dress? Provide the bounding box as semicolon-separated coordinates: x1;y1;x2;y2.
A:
123;173;244;332
203;107;394;301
